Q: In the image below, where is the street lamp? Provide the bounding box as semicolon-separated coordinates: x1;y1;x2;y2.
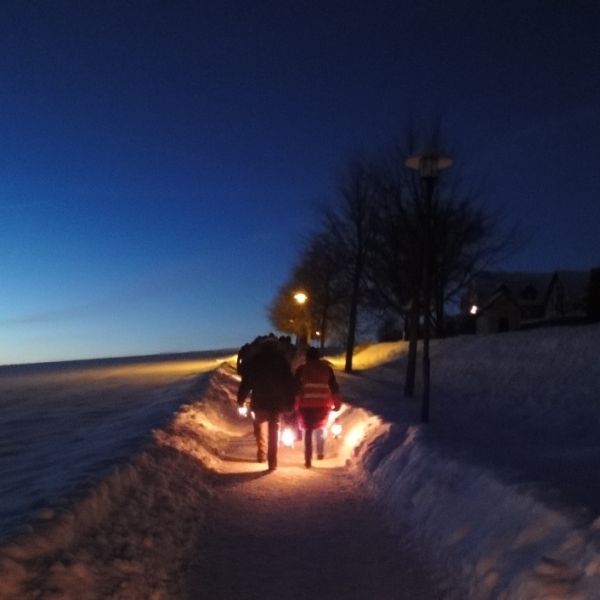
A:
293;290;309;346
293;291;308;305
405;151;452;423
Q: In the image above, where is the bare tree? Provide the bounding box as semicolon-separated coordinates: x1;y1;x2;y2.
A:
364;166;423;396
267;232;347;348
270;122;518;402
324;161;379;373
292;232;346;348
366;132;516;398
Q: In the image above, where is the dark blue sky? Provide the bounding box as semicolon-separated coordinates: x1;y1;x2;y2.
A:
1;1;599;364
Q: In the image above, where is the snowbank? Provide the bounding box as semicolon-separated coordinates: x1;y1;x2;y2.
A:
359;423;600;598
347;324;600;599
0;370;233;599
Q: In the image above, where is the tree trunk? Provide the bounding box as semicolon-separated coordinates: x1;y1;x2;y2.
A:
344;262;362;373
404;305;419;397
435;286;445;338
319;298;330;350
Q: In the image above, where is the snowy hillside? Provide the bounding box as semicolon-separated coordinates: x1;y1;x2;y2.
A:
338;322;600;598
341;323;600;512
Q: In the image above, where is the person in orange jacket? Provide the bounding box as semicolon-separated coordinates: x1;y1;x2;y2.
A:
294;347;341;468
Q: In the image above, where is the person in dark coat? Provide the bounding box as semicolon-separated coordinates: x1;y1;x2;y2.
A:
236;342;251;375
294;347;341;468
237;341;295;471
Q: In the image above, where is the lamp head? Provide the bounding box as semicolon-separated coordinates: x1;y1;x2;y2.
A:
293;291;308;305
405;151;452;180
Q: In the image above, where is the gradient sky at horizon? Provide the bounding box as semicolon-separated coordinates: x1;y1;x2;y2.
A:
1;0;599;365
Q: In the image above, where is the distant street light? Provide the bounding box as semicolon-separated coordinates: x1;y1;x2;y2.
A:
293;291;308;305
293;290;310;345
405;151;452;423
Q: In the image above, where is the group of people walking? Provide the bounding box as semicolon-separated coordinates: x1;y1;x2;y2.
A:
236;336;341;471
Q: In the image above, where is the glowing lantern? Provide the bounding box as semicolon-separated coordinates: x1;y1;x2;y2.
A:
330;421;342;438
280;427;296;447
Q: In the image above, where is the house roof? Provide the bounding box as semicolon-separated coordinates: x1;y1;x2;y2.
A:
470;270;590;313
478;285;521;314
471;271;555;307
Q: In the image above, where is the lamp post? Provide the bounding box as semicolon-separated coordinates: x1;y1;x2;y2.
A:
293;290;309;347
405;151;452;423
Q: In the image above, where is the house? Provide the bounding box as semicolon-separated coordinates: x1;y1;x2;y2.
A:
463;270;590;334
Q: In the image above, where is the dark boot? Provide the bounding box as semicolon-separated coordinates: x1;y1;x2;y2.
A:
267;417;279;471
304;427;313;468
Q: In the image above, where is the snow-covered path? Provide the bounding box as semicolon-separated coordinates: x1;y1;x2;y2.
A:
186;429;444;599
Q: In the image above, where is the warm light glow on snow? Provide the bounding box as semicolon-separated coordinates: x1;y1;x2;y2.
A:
325;341;407;371
93;355;238;381
345;425;366;448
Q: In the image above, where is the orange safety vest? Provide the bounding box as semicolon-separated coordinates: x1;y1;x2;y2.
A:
297;360;334;409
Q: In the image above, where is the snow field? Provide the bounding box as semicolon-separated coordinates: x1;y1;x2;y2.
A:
347;324;600;599
0;374;234;600
0;351;236;541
